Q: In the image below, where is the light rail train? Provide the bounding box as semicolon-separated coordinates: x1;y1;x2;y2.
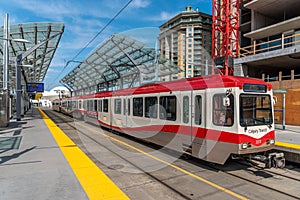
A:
52;75;285;168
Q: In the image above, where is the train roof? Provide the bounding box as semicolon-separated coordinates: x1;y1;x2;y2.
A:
61;75;271;100
109;75;271;96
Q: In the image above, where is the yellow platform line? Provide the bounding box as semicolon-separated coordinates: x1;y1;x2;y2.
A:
37;108;129;200
276;141;300;151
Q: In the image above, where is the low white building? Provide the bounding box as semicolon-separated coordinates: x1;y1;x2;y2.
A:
33;86;70;107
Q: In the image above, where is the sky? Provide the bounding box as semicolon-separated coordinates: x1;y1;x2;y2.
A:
0;0;212;91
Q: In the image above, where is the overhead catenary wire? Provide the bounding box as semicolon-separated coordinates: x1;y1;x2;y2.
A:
49;0;133;89
68;0;134;64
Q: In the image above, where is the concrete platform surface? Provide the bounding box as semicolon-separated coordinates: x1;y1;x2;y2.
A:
0;108;88;200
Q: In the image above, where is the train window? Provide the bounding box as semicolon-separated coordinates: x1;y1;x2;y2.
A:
240;94;273;127
159;96;177;121
103;99;108;113
97;100;102;112
213;94;234;126
79;100;82;109
128;99;131;116
195;95;202;125
114;98;122;114
86;100;89;111
145;97;158;118
123;99;126;115
133;97;143;117
62;101;67;107
183;96;189;123
83;100;87;110
88;100;94;111
94;100;97;111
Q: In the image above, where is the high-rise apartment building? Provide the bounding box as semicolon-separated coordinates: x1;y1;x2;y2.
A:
158;6;212;80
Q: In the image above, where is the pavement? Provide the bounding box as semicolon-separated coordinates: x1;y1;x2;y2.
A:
0;108;88;200
0;107;299;199
0;108;129;200
275;125;300;145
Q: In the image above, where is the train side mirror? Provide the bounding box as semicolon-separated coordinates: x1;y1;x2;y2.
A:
223;97;230;107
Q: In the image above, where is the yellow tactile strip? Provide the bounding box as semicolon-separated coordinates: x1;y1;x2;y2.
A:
38;108;129;200
276;141;300;151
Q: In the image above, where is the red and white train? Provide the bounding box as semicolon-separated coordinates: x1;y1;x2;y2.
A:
52;75;285;168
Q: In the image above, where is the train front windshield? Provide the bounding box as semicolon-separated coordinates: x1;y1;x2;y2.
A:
240;94;273;127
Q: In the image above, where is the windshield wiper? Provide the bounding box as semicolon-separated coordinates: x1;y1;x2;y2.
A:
253;118;272;129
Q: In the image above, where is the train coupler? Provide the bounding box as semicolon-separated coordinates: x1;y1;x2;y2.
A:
252;152;285;168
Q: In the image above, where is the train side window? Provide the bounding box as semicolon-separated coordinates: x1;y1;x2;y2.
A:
213;94;234;126
97;100;102;112
145;97;158;118
133;97;143;117
183;96;189;123
159;96;177;121
195;95;202;125
83;100;87;110
79;100;82;109
86;100;90;111
123;99;126;115
94;100;97;111
128;99;131;116
103;99;108;113
89;100;94;111
114;98;122;114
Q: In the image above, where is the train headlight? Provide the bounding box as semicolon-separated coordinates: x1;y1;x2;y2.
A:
270;139;275;145
241;143;248;149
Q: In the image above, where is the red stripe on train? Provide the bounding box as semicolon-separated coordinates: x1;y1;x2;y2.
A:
96;120;274;146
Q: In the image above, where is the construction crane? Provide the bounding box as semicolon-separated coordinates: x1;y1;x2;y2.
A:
212;0;242;75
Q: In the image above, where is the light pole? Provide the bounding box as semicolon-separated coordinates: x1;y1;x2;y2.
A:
0;13;9;127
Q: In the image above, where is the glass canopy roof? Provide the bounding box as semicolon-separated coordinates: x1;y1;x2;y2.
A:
0;22;64;92
61;33;179;95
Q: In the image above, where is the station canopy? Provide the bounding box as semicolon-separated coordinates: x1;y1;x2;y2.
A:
0;22;64;92
60;33;179;95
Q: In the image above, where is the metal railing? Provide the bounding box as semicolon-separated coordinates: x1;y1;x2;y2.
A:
263;72;300;82
239;33;300;57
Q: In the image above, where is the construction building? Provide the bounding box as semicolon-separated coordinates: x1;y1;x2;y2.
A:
234;0;300;125
158;6;212;80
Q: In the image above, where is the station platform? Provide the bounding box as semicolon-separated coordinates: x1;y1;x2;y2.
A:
274;125;300;164
0;108;129;200
0;108;299;199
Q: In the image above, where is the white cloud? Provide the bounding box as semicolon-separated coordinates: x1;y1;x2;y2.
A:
148;11;177;21
131;0;151;8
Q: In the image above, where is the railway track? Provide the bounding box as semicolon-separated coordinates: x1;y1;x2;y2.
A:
43;109;300;200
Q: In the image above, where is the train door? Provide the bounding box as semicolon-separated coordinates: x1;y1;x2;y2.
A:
111;96;126;128
191;90;207;159
180;91;192;152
